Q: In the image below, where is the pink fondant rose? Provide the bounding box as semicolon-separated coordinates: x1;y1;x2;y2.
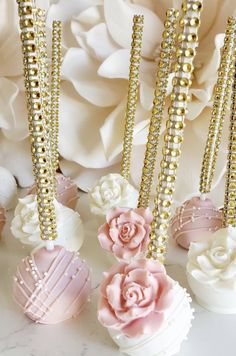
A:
98;207;153;262
98;259;174;338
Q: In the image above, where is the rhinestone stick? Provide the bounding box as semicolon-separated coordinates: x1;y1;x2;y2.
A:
199;17;236;195
51;21;62;173
138;9;179;209
223;56;236;228
147;0;203;263
17;0;57;241
120;15;144;181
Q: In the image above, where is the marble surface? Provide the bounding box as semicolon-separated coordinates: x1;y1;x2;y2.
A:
0;193;235;356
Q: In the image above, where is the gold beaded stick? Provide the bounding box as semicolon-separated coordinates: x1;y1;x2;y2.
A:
121;15;144;181
138;9;179;209
17;0;57;241
147;0;203;263
51;21;62;173
199;17;236;195
223;56;236;228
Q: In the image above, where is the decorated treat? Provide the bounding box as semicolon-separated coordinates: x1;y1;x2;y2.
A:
89;15;144;220
29;173;79;210
11;195;84;252
13;246;91;324
98;207;152;262
89;173;138;218
13;0;91;324
98;259;193;356
171;16;236;249
0;207;6;238
187;227;236;313
98;4;202;354
171;196;223;249
0;166;17;210
187;25;236;313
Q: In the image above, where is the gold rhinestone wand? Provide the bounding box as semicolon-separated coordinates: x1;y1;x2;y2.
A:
121;15;144;181
147;0;203;263
138;9;179;209
224;55;236;227
17;0;57;241
51;21;62;173
199;17;236;195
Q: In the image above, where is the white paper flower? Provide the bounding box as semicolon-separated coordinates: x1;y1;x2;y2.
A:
0;166;17;209
11;194;84;252
1;0;236;208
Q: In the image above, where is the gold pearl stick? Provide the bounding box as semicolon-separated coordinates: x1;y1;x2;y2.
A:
147;0;203;263
138;9;179;209
199;17;236;195
223;56;236;228
17;0;57;241
121;15;144;181
51;21;62;173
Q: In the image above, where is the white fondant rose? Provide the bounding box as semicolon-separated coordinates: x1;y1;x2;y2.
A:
11;194;84;252
187;227;236;288
88;173;138;216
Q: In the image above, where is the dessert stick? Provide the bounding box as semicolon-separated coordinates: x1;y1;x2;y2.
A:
121;15;144;181
138;9;179;209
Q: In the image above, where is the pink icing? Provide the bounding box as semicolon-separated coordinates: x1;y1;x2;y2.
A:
0;207;6;238
13;246;91;324
98;259;174;338
98;207;152;262
29;173;79;209
171;196;223;249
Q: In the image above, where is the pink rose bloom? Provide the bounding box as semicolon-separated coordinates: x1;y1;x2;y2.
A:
98;207;152;261
98;259;174;338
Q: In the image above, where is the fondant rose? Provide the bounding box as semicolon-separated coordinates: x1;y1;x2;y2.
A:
98;207;152;261
187;227;236;287
88;173;138;216
98;259;174;338
11;194;84;252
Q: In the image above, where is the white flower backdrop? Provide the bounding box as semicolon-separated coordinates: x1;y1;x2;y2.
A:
0;0;235;207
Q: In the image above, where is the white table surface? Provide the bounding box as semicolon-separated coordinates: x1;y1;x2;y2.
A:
0;193;235;356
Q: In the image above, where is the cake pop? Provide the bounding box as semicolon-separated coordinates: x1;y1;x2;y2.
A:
171;17;236;249
13;0;91;324
98;3;202;354
187;32;236;313
88;15;144;221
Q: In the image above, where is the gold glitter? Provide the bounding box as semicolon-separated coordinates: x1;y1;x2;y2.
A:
147;0;203;262
121;15;144;181
138;8;179;209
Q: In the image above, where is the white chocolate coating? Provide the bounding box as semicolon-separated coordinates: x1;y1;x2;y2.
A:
88;173;138;217
108;281;193;356
11;194;84;252
187;227;236;313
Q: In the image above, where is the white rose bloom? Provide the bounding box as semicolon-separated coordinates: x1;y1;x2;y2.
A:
187;227;236;313
11;194;84;252
88;173;138;216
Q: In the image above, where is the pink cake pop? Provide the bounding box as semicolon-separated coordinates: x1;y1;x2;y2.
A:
0;207;6;238
171;196;223;249
29;173;79;210
13;246;91;324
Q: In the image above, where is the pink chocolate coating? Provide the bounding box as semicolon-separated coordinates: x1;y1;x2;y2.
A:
0;207;6;238
13;246;91;324
171;196;223;250
29;173;79;209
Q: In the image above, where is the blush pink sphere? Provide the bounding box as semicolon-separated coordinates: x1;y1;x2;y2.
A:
171;196;223;249
0;207;6;238
29;173;79;209
13;246;91;324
